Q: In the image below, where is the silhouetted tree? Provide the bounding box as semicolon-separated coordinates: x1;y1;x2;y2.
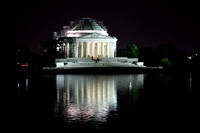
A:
127;44;140;58
161;58;171;69
157;43;188;69
40;40;62;66
139;43;189;69
118;44;139;58
16;45;43;74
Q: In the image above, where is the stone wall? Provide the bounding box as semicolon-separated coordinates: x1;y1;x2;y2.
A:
55;57;140;67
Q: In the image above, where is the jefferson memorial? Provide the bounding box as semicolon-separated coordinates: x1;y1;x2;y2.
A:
54;17;117;59
42;17;145;69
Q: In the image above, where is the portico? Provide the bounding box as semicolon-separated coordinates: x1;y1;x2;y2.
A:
76;38;117;59
76;41;116;58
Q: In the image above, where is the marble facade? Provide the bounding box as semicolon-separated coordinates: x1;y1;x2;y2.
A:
54;17;117;59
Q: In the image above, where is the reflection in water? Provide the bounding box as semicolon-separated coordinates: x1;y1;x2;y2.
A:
17;77;29;97
17;78;29;90
116;74;144;103
189;72;192;90
55;75;117;122
55;74;145;123
26;78;28;90
16;73;197;131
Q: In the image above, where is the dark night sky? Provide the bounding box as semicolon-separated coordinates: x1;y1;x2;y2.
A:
14;0;199;54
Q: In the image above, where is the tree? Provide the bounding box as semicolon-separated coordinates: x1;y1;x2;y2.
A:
127;44;140;58
157;43;188;69
118;44;140;58
161;58;172;69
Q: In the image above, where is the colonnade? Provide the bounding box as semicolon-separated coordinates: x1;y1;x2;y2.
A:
76;41;116;58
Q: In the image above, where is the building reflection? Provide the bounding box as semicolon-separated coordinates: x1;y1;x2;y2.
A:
55;74;145;122
55;75;117;122
16;76;29;97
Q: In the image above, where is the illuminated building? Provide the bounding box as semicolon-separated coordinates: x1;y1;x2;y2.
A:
41;17;145;68
53;17;117;59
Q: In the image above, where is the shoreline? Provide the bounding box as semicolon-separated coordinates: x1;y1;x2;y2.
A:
42;66;163;74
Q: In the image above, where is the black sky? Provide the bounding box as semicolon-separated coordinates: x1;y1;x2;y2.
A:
14;0;200;54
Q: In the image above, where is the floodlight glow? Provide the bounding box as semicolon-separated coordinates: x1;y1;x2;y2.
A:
66;30;109;37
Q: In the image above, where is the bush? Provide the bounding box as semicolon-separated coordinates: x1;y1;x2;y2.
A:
161;58;171;69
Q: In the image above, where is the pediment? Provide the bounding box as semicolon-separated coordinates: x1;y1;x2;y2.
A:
80;33;116;39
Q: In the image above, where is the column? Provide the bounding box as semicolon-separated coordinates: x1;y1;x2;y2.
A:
111;42;114;57
86;42;88;58
91;42;94;57
107;42;109;58
62;43;66;57
67;43;69;58
76;42;79;58
102;42;104;58
81;42;84;58
97;42;99;58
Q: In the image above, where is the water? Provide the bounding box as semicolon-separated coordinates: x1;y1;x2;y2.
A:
15;73;199;132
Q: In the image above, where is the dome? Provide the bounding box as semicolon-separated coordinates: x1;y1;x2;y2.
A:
54;17;109;39
65;17;109;37
69;17;107;31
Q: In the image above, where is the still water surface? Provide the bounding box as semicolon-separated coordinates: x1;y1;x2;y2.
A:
16;73;198;132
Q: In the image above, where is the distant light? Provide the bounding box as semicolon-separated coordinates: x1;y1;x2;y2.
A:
188;56;192;60
21;64;28;67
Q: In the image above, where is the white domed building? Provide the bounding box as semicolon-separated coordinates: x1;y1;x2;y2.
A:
54;17;117;59
41;17;144;69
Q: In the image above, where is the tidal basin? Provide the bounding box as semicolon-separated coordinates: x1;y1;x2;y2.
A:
16;73;197;132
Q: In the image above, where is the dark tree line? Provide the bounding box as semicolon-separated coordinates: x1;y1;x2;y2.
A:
16;45;43;74
118;44;140;58
40;40;63;67
118;43;200;71
139;43;188;68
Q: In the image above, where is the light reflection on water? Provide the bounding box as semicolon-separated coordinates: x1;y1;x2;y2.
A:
55;74;144;124
16;73;197;131
16;77;29;97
